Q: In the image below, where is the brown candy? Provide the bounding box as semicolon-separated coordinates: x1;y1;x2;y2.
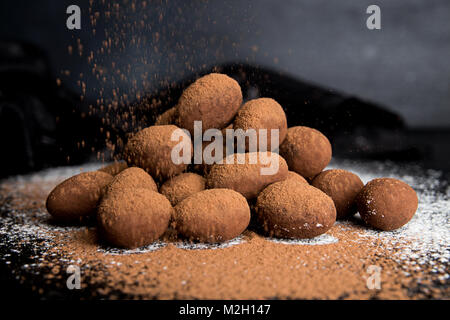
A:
233;98;287;151
206;152;288;199
176;73;242;134
46;171;113;222
255;179;336;239
98;161;128;176
174;189;250;243
123;125;192;181
312;169;364;219
98;188;173;248
285;170;308;184
356;178;418;231
106;167;158;194
279;126;332;179
155;107;177;125
160;172;206;206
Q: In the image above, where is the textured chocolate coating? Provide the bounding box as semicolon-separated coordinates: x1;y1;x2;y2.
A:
255;179;336;239
176;73;243;134
356;178;418;231
98;188;173;248
233;98;287;151
155;107;177;125
46;171;113;222
123;125;192;180
279;126;332;179
98;161;128;176
174;189;250;243
160;172;206;206
312;169;364;219
206;152;288;199
106;167;158;194
285;170;308;184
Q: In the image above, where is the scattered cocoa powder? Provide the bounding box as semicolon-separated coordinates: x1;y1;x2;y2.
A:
0;162;447;299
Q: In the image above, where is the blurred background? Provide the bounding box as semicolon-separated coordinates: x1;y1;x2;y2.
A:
0;0;449;178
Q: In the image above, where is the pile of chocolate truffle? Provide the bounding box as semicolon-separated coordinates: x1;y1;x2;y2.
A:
46;73;419;248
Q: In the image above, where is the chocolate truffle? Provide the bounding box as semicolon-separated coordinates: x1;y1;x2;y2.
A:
356;178;418;231
176;73;242;134
155;107;177;125
279;126;332;179
123;125;192;180
106;167;158;194
98;161;128;176
312;169;364;219
160;172;206;206
174;189;250;243
98;188;173;248
206;152;288;199
255;179;336;239
233;98;287;151
285;170;308;184
46;171;113;222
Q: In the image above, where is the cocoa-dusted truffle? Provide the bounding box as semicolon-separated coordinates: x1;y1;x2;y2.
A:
123;125;192;180
98;161;128;176
312;169;364;219
46;171;113;222
285;170;308;184
206;152;288;199
255;179;336;239
174;189;250;243
155;107;177;125
98;188;173;248
279;126;332;179
356;178;418;231
106;167;157;194
160;172;206;206
233;98;287;151
176;73;242;134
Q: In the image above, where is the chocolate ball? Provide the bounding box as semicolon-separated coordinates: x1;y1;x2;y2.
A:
98;188;173;248
176;73;242;134
155;107;177;126
233;98;287;151
312;169;364;219
106;167;158;194
285;170;308;184
174;188;250;243
206;152;288;199
160;172;206;206
279;126;332;179
98;161;128;176
46;171;113;222
356;178;418;231
123;125;192;181
255;179;336;239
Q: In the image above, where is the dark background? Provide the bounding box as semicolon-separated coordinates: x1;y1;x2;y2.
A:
0;0;449;177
